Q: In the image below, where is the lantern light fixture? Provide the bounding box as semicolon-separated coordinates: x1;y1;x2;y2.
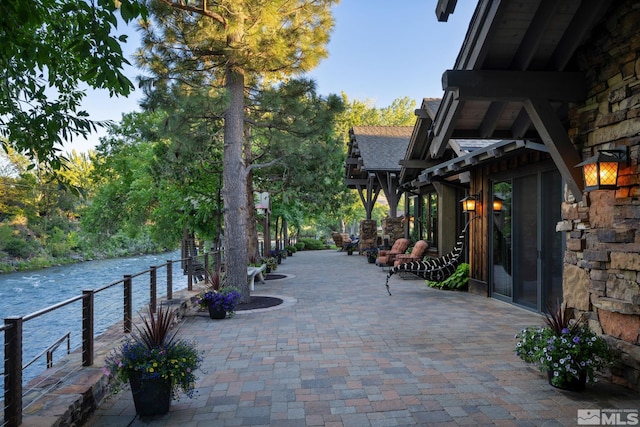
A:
492;197;503;213
576;146;627;192
461;194;479;213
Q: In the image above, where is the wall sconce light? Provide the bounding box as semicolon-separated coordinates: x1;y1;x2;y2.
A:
576;146;627;191
492;197;503;213
461;194;479;213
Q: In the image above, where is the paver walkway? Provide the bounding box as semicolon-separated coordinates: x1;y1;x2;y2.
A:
85;249;639;426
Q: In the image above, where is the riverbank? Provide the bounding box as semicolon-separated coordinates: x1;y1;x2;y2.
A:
0;246;177;273
0;222;174;273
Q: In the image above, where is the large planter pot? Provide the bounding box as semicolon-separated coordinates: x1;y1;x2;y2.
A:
208;304;226;319
547;370;587;391
129;373;171;416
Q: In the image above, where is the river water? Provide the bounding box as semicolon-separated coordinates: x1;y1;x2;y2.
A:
0;250;188;393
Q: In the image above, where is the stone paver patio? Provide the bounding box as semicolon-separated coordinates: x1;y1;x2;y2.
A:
85;249;639;426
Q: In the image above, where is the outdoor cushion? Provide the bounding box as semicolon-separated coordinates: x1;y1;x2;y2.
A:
394;240;429;267
376;238;410;267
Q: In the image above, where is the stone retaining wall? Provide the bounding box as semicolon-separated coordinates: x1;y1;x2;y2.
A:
564;0;640;391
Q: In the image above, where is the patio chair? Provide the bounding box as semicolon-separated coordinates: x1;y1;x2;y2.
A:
393;240;429;267
331;232;353;251
375;238;410;268
385;218;478;295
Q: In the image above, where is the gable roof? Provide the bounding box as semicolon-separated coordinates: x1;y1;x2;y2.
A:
350;126;413;172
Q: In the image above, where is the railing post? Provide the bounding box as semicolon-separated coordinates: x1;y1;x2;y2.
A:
187;257;193;291
124;274;132;333
82;290;94;366
150;266;157;313
166;260;173;300
4;316;23;427
204;252;210;282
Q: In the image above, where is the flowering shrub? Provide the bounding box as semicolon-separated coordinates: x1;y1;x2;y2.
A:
104;338;202;398
103;306;202;398
197;286;242;315
514;304;612;388
262;256;277;271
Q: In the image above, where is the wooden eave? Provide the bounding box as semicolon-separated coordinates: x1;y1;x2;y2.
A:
417;139;548;185
429;0;613;201
399;98;441;185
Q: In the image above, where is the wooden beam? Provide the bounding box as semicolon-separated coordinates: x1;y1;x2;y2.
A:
430;91;462;158
523;98;583;201
436;0;457;22
345;179;369;186
399;159;433;168
414;108;430;119
548;0;612;70
511;108;532;138
480;101;505;138
511;0;559;70
443;70;586;102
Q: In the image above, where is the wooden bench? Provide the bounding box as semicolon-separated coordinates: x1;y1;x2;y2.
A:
247;265;267;291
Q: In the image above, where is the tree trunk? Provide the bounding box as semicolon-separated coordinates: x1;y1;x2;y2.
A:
245;128;260;263
223;62;249;302
274;215;280;251
283;218;288;248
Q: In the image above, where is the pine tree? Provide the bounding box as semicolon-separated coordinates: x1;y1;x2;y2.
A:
138;0;336;299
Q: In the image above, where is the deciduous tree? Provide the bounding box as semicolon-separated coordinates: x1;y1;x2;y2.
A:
0;0;146;168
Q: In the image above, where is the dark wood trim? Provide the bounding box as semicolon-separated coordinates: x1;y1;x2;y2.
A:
442;70;587;102
523;98;584;200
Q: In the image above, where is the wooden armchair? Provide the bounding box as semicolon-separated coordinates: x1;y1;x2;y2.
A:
331;232;353;251
331;232;344;250
394;240;429;267
376;238;410;267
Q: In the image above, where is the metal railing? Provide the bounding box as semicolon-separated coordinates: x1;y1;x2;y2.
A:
2;250;221;427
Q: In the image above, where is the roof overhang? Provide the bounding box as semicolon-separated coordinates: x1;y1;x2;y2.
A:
426;0;614;201
416;139;548;186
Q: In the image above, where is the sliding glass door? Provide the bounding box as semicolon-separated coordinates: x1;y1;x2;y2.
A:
490;170;563;312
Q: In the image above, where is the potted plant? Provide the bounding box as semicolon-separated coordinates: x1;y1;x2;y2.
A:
197;286;242;319
103;306;202;416
285;245;296;256
262;256;277;273
514;302;612;391
363;247;378;263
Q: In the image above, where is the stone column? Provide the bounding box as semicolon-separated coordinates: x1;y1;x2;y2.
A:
359;219;377;251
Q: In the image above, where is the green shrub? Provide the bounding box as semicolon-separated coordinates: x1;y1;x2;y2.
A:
294;242;305;251
47;227;72;258
3;237;40;258
298;238;324;250
426;263;469;290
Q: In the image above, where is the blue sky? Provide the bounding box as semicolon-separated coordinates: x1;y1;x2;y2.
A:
68;1;475;153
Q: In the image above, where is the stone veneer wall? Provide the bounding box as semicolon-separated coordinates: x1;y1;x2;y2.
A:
563;0;640;391
381;217;405;245
359;219;378;251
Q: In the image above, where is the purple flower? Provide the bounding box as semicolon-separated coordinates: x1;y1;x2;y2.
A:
572;336;580;344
